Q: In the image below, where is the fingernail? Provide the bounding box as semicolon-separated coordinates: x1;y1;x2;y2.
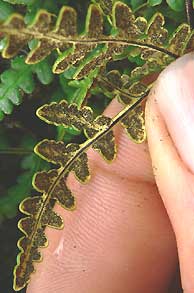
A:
155;52;194;173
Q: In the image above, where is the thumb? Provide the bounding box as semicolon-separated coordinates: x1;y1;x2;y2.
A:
146;52;194;293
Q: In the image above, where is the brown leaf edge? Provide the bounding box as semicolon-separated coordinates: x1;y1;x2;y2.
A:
12;87;150;291
0;2;193;79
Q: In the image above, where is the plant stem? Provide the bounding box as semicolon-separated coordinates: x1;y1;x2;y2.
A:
185;0;194;29
23;91;149;286
0;148;33;155
46;89;150;201
133;3;148;13
0;27;179;59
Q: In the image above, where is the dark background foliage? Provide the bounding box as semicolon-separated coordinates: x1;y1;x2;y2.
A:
0;0;189;292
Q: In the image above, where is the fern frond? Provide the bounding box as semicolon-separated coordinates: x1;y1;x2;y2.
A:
95;70;147;143
97;70;145;103
0;0;13;21
36;100;117;162
9;2;194;291
96;0;115;15
0;56;34;120
0;55;53;120
13;91;148;291
1;2;193;80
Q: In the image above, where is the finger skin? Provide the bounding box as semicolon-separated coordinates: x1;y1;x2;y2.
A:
146;53;194;293
27;100;177;293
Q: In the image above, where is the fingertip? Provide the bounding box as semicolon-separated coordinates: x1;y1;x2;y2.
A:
145;53;194;292
150;52;194;174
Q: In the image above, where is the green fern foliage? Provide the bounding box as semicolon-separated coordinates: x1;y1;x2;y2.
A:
2;0;34;4
0;0;13;21
0;132;50;222
132;0;185;11
166;0;185;11
0;152;49;221
0;56;53;120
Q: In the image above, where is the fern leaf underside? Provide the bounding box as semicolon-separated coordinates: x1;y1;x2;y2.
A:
0;2;194;291
0;2;193;81
14;96;147;291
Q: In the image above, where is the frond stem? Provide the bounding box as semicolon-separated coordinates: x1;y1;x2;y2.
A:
133;3;148;13
39;89;150;235
0;148;33;155
15;85;151;283
185;0;194;29
47;89;150;199
97;76;136;100
0;27;178;59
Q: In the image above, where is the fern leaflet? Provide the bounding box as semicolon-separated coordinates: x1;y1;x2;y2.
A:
0;2;193;80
